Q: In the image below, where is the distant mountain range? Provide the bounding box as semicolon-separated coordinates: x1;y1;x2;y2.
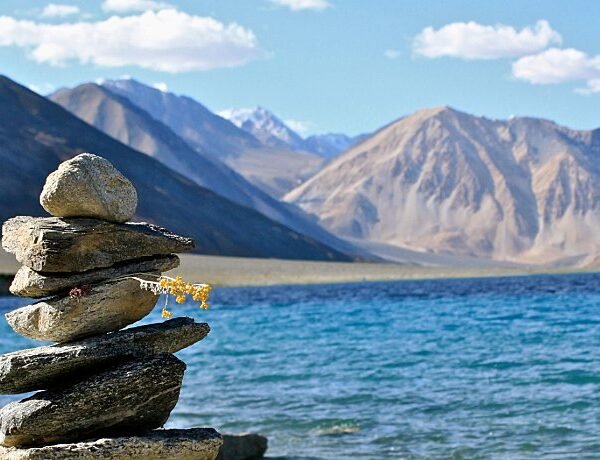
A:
50;81;361;259
0;75;352;261
4;73;598;267
98;79;323;197
285;107;600;266
219;105;367;159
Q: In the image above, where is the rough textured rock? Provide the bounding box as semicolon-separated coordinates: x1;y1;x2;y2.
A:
9;254;179;298
0;428;222;460
2;216;194;273
0;354;185;448
6;277;159;343
217;433;268;460
0;318;208;394
39;153;137;223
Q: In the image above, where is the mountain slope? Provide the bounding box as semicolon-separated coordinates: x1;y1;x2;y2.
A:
285;106;600;265
50;82;361;259
0;75;351;261
100;79;323;197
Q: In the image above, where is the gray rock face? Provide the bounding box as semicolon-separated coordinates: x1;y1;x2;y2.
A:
0;354;185;448
0;428;222;460
0;318;208;394
6;277;159;343
2;216;194;273
217;433;268;460
39;153;137;223
9;254;179;298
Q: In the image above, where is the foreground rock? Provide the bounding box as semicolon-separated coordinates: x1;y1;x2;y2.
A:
9;254;179;298
6;277;159;342
0;318;208;394
2;217;194;273
0;428;222;460
39;153;138;223
217;433;268;460
0;354;185;447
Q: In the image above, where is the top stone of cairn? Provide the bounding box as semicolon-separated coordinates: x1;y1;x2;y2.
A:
40;153;137;223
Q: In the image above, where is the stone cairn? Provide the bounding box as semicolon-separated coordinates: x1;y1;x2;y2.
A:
0;153;223;459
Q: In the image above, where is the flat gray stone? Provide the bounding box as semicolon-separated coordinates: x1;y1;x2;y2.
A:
0;428;222;460
40;153;138;223
0;354;185;448
2;216;194;273
0;317;209;394
217;433;268;460
10;254;179;298
6;277;159;343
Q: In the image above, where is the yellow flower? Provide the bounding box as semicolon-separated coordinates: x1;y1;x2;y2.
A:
161;308;172;319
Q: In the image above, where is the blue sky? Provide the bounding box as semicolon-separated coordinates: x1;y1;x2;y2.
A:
0;0;598;135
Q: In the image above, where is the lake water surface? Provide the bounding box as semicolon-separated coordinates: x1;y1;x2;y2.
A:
1;273;600;459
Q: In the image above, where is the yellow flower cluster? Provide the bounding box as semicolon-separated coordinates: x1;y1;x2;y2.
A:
132;274;212;319
159;276;212;309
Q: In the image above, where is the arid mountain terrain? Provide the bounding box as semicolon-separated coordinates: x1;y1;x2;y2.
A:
286;107;600;265
50;82;361;258
0;75;351;261
99;79;323;197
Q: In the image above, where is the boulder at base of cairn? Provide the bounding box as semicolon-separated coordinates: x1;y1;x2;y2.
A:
1;217;194;273
0;428;222;460
6;277;159;343
9;254;179;298
0;354;185;447
0;318;208;394
217;433;268;460
39;153;138;223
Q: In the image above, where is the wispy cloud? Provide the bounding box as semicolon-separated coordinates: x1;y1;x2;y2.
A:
270;0;330;12
384;49;401;60
102;0;172;13
512;48;600;94
0;9;263;73
152;81;168;92
414;20;561;60
41;3;80;18
285;119;313;135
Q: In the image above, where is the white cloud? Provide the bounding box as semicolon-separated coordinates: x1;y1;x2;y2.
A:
512;48;600;94
270;0;330;12
284;119;312;135
384;49;401;59
0;9;262;73
152;81;168;92
414;20;561;60
102;0;172;13
577;79;600;95
41;3;80;18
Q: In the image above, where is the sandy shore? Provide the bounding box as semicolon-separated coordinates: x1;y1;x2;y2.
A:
1;249;597;291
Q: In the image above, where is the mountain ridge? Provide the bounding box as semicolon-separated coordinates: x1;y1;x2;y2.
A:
98;79;323;197
285;106;600;265
49;81;364;259
0;74;352;261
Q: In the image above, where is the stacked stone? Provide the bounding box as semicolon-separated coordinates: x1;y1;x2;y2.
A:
0;154;223;459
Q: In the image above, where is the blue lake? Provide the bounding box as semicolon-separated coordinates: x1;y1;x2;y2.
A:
2;273;600;459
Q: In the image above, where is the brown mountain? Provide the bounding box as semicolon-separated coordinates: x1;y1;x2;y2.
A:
0;75;351;261
285;106;600;265
98;79;323;197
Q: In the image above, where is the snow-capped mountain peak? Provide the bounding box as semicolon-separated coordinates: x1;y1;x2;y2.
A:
219;106;306;151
